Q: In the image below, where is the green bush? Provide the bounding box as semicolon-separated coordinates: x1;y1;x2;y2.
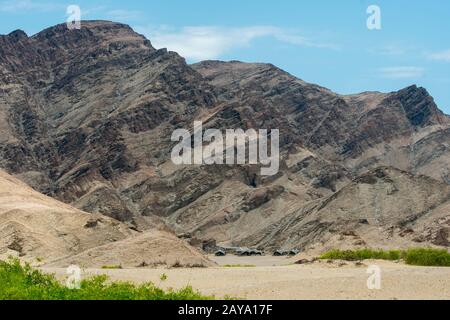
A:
404;248;450;267
0;258;213;300
319;248;450;267
101;265;122;270
319;248;402;261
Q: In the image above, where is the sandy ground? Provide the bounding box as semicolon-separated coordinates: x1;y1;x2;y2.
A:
43;257;450;300
209;255;292;267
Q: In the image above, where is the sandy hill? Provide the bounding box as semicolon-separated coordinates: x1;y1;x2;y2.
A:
0;169;213;267
46;230;213;268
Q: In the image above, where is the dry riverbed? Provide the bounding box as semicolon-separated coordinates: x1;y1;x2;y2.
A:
42;257;450;300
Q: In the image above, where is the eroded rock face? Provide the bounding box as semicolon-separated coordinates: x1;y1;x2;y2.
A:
192;61;450;176
0;22;449;251
0;21;218;227
240;167;450;251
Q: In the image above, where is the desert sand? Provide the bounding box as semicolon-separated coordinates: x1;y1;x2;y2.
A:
43;258;450;300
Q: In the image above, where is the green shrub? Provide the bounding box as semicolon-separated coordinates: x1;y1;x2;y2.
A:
0;258;213;300
319;248;450;267
101;265;122;270
404;248;450;267
319;248;402;261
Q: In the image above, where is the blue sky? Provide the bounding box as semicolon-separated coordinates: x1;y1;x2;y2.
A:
1;0;450;113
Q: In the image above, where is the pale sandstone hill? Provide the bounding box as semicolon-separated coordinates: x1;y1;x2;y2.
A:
0;169;212;267
0;169;133;261
46;230;214;268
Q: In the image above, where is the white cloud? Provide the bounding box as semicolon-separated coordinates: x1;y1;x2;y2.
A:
0;0;62;12
375;45;407;56
378;66;425;79
427;49;450;62
106;9;143;22
135;25;338;61
367;44;419;57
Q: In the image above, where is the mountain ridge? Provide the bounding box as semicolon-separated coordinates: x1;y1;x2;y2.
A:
0;21;449;253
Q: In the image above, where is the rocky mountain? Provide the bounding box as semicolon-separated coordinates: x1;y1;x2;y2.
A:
0;21;449;254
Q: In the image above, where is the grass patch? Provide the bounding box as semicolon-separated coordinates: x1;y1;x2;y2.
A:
0;258;213;300
319;248;450;267
404;248;450;267
223;264;256;268
101;265;122;270
319;248;402;261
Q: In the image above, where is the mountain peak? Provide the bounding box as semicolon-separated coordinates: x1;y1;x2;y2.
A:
35;20;133;35
6;29;28;40
392;84;446;127
32;20;154;50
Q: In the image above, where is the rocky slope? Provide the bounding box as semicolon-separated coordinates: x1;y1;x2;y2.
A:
0;21;217;227
241;167;450;251
0;21;449;254
192;61;450;181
